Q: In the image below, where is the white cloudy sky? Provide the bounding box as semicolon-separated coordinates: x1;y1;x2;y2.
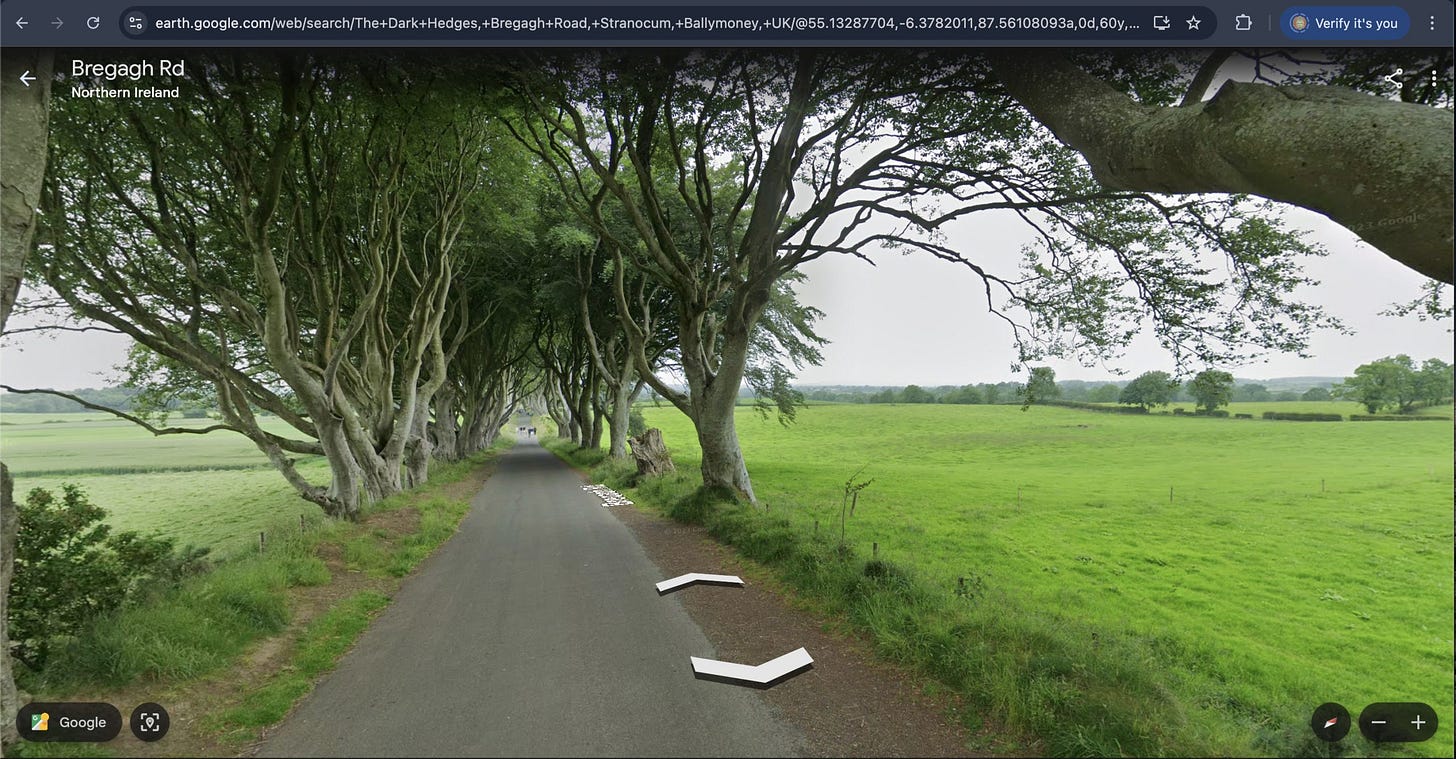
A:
791;204;1452;386
3;201;1449;391
2;51;1451;390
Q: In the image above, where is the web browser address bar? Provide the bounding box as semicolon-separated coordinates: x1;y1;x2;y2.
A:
118;5;1220;42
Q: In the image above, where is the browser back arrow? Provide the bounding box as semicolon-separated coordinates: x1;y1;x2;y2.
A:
19;71;36;87
15;16;27;29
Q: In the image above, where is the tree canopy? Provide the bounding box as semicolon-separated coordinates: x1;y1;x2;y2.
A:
1119;371;1180;410
1187;370;1235;413
1336;355;1453;413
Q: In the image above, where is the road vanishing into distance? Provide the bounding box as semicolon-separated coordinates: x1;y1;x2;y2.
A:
258;434;804;757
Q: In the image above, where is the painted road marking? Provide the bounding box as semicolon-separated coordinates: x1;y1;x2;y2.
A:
690;647;813;688
655;572;746;595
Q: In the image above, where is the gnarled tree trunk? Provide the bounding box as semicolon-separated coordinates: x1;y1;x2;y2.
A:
1;47;52;749
629;428;676;478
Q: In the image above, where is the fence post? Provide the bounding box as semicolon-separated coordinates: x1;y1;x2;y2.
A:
259;531;267;553
872;542;878;560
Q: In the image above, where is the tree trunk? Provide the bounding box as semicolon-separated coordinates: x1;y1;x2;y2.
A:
607;382;633;458
432;385;459;462
988;51;1455;284
696;405;755;503
314;417;365;520
0;463;21;750
403;408;432;489
691;329;756;501
1;47;52;749
628;428;676;478
0;50;51;328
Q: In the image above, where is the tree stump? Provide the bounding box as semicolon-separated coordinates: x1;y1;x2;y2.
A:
628;428;676;478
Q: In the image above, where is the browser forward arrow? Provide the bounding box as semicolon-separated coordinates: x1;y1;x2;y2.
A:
691;647;813;688
655;572;745;595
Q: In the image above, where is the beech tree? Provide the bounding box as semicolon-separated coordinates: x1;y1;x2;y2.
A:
1;45;53;751
989;49;1454;284
14;56;526;518
508;50;1335;502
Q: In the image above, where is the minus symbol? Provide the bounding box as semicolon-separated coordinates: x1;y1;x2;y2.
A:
1371;720;1387;724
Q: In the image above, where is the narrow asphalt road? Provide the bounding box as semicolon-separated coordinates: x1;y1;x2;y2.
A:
257;434;804;757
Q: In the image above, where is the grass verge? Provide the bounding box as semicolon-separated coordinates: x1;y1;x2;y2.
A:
212;591;390;740
545;438;1366;758
8;442;506;758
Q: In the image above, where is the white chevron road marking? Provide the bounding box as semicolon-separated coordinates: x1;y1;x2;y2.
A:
690;647;814;686
655;572;746;595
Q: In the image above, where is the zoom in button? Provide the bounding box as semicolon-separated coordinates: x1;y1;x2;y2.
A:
1358;702;1438;742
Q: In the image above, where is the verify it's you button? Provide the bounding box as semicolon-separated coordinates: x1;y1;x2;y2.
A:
16;702;123;742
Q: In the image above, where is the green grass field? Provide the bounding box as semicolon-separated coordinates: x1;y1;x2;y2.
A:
0;413;321;476
638;401;1454;756
2;413;328;557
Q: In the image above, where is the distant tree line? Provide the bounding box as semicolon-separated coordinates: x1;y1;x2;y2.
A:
0;386;220;417
1;387;142;414
1334;356;1453;413
788;357;1452;413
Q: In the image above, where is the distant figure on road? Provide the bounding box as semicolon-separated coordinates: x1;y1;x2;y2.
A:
528;427;536;437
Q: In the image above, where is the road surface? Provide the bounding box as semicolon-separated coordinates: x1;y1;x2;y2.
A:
258;434;803;757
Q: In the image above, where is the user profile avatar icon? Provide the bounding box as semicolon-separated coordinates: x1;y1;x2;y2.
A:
1290;13;1309;32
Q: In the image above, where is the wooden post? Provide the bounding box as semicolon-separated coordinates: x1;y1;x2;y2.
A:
1169;486;1174;504
958;576;966;594
259;531;267;552
300;514;306;532
814;519;819;535
873;542;878;559
1017;486;1022;508
1321;479;1326;493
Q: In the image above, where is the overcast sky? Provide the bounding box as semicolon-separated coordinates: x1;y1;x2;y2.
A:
2;199;1449;391
791;204;1452;386
2;52;1451;391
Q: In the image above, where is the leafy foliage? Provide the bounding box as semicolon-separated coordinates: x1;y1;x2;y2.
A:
1300;387;1332;402
1334;355;1453;414
1187;369;1234;413
1118;371;1179;410
1261;412;1343;421
10;484;210;670
1020;366;1060;408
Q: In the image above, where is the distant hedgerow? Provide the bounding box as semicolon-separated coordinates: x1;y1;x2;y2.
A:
1349;414;1449;421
